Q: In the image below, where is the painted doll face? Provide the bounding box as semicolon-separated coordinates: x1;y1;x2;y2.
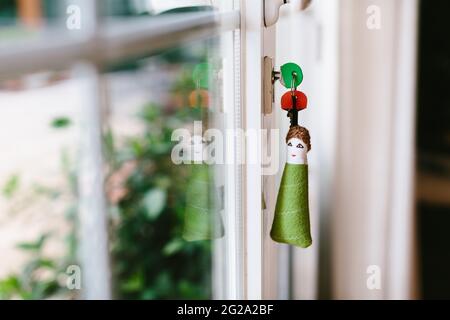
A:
287;137;308;164
191;135;205;163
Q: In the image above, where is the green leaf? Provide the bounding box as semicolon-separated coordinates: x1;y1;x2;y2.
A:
141;288;157;300
142;188;167;220
162;238;183;256
30;280;59;300
140;104;160;122
17;233;50;252
0;276;21;299
50;117;71;129
155;176;171;189
154;272;172;296
121;272;144;293
36;258;56;269
129;138;145;157
2;174;20;198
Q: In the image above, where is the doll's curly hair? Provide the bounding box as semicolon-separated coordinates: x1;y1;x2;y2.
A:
286;126;311;151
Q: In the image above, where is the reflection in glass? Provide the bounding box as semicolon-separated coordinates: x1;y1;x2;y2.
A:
104;39;225;299
0;73;82;299
0;0;237;300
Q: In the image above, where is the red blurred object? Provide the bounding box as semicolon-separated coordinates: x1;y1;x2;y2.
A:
281;90;308;111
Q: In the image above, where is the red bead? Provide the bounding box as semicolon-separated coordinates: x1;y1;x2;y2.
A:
281;91;308;111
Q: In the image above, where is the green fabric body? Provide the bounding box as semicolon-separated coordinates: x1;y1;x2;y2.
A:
182;164;225;241
270;163;312;248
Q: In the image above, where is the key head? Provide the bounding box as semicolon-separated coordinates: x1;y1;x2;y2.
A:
281;91;307;111
280;62;303;88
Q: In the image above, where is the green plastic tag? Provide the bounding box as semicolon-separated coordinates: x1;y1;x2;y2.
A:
192;62;210;89
280;62;303;88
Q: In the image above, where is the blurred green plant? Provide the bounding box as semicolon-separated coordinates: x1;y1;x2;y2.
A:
0;234;65;300
0;0;15;20
0;61;211;300
2;174;20;199
0;149;78;300
50;117;72;129
107;80;211;299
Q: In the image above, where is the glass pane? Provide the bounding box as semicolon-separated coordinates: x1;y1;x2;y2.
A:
0;71;83;299
0;36;241;300
0;0;241;300
103;33;240;299
0;0;221;41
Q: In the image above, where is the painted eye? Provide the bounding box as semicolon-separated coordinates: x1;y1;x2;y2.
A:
296;143;304;149
288;142;292;146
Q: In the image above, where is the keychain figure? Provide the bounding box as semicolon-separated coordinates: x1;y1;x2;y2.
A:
182;63;225;241
182;134;225;241
270;63;312;248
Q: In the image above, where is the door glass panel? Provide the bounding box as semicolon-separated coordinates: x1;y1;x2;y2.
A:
103;35;240;299
0;71;83;299
0;37;241;300
0;0;241;300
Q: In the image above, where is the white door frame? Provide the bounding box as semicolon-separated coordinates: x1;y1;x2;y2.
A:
241;0;264;300
240;0;281;300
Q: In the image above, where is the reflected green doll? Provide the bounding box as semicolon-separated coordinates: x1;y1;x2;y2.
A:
182;135;224;241
270;126;312;248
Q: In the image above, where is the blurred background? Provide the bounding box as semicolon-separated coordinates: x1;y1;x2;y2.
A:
0;0;223;300
0;0;448;300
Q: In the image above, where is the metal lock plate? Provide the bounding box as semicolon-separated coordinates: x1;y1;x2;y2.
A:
263;56;279;115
